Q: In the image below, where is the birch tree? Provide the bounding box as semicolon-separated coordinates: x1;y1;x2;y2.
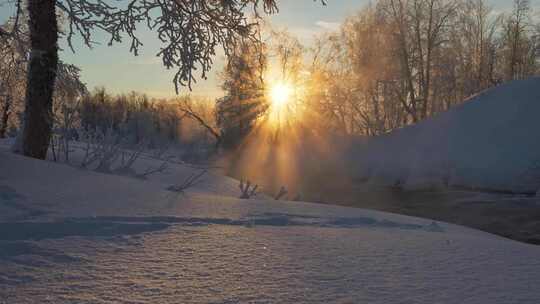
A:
0;0;324;159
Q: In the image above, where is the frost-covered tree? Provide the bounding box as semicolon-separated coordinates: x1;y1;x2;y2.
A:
306;0;539;136
0;10;86;141
0;11;27;138
500;0;539;80
0;0;325;160
216;40;268;149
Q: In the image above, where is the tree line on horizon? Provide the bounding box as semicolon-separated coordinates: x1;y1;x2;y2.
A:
187;0;540;143
278;0;540;136
1;0;539;159
0;0;287;160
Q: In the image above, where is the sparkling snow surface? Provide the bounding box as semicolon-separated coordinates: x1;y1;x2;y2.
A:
1;151;540;303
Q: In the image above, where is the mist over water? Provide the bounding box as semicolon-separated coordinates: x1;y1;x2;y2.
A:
218;126;353;201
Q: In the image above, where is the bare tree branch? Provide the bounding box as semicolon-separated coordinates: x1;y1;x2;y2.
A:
55;0;277;93
178;97;222;145
166;169;207;193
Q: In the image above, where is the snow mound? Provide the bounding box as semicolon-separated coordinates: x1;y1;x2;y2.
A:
2;145;540;303
351;78;540;193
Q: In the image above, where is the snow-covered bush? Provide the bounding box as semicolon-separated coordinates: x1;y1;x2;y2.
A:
77;127;170;179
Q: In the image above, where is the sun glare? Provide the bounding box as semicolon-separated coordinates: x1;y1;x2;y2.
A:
270;83;292;109
266;81;302;127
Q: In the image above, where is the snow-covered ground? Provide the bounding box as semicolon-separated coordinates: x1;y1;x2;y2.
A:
2;148;540;303
349;78;540;194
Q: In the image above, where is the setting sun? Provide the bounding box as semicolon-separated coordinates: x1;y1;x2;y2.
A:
269;83;292;109
3;0;540;302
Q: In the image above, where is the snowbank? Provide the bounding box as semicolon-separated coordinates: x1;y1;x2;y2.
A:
350;78;540;193
2;147;540;303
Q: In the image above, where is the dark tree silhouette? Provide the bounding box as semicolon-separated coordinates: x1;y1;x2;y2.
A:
22;0;59;158
216;41;268;149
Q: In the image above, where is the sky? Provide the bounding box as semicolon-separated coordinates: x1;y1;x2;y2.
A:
1;0;538;99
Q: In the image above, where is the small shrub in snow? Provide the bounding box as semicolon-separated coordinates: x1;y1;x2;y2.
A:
78;128;120;171
93;131;123;173
274;186;288;200
166;170;207;193
49;134;62;162
135;161;169;179
52;100;82;164
150;145;171;160
112;147;149;177
76;127;174;180
118;148;144;170
239;179;258;199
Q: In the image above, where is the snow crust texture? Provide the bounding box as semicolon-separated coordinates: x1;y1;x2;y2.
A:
1;217;540;304
1;144;540;303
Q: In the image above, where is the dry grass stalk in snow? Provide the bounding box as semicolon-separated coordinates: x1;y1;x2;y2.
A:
136;161;169;179
166;170;207;193
239;179;258;199
274;186;288;200
78;129;131;174
113;146;147;176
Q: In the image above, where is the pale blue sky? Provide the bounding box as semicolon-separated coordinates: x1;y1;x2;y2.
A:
1;0;538;98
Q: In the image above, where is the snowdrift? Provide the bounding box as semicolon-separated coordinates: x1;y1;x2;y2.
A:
350;78;540;193
2;149;540;303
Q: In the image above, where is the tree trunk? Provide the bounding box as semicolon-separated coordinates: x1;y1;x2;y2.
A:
0;94;11;138
21;0;58;159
